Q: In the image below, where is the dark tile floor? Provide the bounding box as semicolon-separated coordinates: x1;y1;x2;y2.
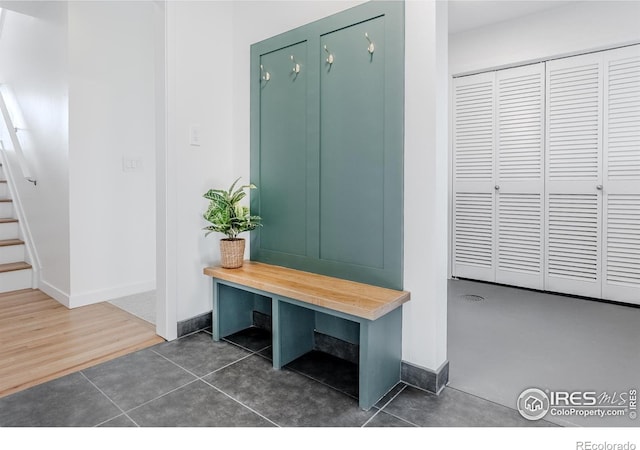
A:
0;327;555;427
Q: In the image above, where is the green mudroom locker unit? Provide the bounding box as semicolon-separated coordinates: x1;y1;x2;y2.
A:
249;1;405;354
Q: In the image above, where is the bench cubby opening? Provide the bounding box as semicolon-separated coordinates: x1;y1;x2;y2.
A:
206;262;409;410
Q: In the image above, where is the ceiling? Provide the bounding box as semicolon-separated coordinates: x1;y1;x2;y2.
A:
448;0;576;35
0;0;582;37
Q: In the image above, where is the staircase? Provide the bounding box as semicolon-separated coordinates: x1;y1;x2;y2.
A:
0;163;32;293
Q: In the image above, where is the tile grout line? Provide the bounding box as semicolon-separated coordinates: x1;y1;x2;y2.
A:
203;330;415;421
86;332;267;423
252;344;273;354
285;365;359;401
123;378;201;416
224;340;266;354
150;348;280;427
151;347;255;379
81;344;204;422
203;328;271;357
180;328;210;339
198;332;390;418
445;384;558;426
79;371;141;428
199;377;281;428
202;327;271;355
372;408;420;428
361;384;409;427
79;330;387;428
222;337;272;355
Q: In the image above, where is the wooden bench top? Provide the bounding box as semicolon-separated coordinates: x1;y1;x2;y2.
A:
203;261;410;321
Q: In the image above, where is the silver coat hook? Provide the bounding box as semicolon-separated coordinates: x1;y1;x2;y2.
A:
260;64;271;82
290;55;301;74
365;33;375;54
324;45;334;66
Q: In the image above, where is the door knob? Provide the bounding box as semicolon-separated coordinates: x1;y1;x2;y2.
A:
494;185;500;190
596;185;603;191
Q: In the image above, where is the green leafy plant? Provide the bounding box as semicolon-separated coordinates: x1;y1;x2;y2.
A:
203;177;262;240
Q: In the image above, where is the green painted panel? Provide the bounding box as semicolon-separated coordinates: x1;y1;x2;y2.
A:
359;306;402;409
259;41;308;256
252;293;272;315
319;16;385;268
315;311;359;344
250;1;404;290
215;283;255;339
212;282;272;340
274;298;315;368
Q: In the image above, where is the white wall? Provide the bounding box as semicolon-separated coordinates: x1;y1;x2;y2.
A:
163;0;235;327
402;0;449;371
67;1;156;307
0;2;70;297
0;1;157;308
154;0;171;339
450;0;640;76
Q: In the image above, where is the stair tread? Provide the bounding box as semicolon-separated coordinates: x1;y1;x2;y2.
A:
0;218;18;224
0;261;31;273
0;198;12;203
0;238;24;247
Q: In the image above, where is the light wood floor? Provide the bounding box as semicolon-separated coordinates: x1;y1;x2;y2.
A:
0;289;165;398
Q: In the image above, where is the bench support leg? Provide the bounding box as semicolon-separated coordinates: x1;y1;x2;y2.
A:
273;299;315;369
212;280;255;341
358;306;403;410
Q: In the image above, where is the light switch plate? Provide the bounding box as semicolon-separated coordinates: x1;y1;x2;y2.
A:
122;156;143;172
189;124;201;146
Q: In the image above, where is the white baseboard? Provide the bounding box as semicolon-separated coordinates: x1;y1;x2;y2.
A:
68;280;156;308
39;279;71;307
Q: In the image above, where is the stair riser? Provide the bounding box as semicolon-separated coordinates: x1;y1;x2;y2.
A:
0;268;32;293
0;183;7;198
0;222;18;240
0;203;13;217
0;244;25;264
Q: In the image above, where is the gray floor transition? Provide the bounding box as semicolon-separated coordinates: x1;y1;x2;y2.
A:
109;290;156;325
448;278;640;427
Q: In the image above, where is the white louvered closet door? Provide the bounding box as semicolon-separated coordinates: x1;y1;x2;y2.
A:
495;63;545;290
453;72;496;282
545;53;603;298
602;45;640;305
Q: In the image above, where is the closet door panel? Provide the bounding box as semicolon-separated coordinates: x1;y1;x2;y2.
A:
545;53;603;298
603;44;640;304
452;45;640;305
495;63;545;289
453;72;496;281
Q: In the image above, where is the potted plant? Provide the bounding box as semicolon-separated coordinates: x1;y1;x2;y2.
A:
203;177;262;268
